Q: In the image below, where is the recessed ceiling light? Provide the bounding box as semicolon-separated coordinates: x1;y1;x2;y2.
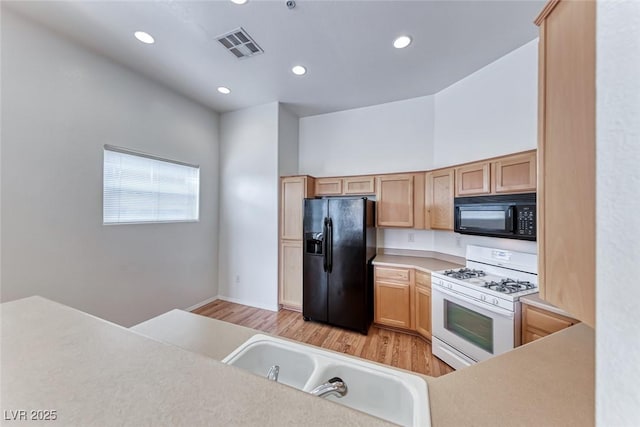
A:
393;35;412;49
217;86;231;95
134;31;155;44
230;0;248;4
292;65;307;76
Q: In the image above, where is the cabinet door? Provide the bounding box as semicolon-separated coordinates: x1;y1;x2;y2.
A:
521;304;577;344
281;177;309;240
279;240;303;310
537;0;595;327
314;178;343;196
455;162;490;196
426;169;455;230
376;174;414;227
414;285;432;340
343;176;375;195
374;281;412;329
415;270;431;288
493;152;537;194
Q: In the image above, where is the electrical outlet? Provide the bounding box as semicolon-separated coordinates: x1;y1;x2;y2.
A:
408;233;415;243
235;275;240;284
455;236;462;248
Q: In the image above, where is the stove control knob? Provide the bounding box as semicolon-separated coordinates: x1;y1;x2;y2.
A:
492;298;499;305
447;283;453;289
480;295;486;301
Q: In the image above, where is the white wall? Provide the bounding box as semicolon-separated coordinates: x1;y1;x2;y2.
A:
299;95;435;176
0;10;220;327
433;39;538;168
298;40;538;257
218;102;280;311
596;2;640;425
278;105;299;176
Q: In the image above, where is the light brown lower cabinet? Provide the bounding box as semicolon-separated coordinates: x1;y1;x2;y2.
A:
279;240;303;311
374;266;433;340
414;270;432;339
521;303;578;345
374;281;412;329
374;266;414;329
414;285;432;340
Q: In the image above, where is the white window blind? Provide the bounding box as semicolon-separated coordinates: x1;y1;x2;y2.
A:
103;145;200;224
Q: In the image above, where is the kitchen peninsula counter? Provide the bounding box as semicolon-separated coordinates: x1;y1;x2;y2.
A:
1;297;391;427
2;297;594;426
428;323;594;426
135;304;595;426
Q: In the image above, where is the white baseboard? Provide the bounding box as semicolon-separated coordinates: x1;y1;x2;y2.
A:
216;295;279;312
184;295;219;312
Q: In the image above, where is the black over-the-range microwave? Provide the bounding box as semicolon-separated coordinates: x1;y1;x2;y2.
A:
454;193;536;241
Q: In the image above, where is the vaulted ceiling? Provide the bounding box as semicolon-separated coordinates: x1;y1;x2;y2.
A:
5;0;544;117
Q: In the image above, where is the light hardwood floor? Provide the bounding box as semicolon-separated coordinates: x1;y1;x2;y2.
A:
193;300;454;378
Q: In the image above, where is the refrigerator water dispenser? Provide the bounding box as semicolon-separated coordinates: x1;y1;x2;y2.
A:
305;232;324;255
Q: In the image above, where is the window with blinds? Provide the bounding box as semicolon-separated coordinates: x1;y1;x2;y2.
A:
103;145;200;224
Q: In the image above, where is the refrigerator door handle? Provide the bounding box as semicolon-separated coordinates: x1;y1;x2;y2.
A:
322;218;329;272
327;218;333;273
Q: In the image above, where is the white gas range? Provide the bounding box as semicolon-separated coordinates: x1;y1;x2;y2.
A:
431;245;538;370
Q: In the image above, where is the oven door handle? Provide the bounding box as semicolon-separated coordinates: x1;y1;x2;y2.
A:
433;285;515;318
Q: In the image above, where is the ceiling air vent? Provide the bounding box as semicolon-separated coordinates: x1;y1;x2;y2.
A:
216;27;264;59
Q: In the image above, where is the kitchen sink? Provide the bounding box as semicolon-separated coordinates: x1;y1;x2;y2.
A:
221;337;316;390
222;334;430;427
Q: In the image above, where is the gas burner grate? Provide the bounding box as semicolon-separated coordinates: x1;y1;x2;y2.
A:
443;268;487;280
483;279;536;294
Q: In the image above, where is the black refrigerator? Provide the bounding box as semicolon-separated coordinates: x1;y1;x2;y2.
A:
302;197;376;334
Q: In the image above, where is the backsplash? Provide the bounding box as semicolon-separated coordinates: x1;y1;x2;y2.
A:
378;228;537;258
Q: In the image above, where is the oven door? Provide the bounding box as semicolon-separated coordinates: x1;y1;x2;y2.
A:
454;204;515;237
432;285;517;364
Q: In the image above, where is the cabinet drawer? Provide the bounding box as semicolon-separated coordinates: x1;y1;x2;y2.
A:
525;305;575;334
415;270;431;288
375;266;411;283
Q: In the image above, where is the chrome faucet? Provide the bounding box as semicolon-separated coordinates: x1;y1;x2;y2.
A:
267;365;279;382
309;377;348;398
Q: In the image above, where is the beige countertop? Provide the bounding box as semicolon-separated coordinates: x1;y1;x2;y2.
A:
2;296;594;426
132;308;258;360
520;293;578;319
372;255;463;273
428;323;594;426
134;306;595;427
0;296;391;427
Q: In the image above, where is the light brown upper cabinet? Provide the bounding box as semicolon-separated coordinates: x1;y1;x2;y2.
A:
492;151;537;194
314;177;343;196
376;174;424;228
455;162;491;196
425;168;455;230
343;176;375;195
314;176;375;196
536;0;595;327
280;176;314;240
